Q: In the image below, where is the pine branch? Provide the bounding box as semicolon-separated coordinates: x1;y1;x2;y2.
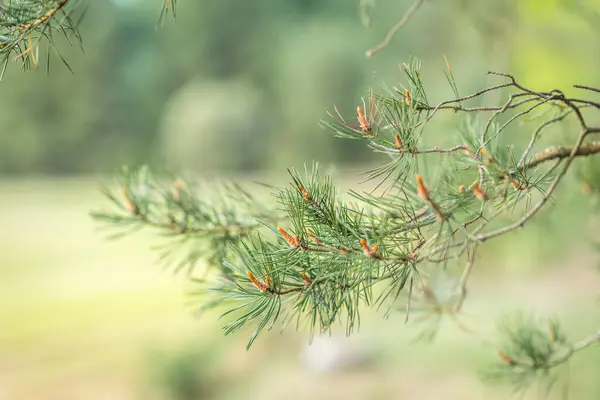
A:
92;165;282;275
0;0;82;77
96;59;600;382
8;0;70;32
0;0;175;77
484;314;600;394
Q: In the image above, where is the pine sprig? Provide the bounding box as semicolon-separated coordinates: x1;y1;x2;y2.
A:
91;165;281;275
0;0;179;77
94;58;600;396
0;0;84;78
483;313;600;397
157;0;177;28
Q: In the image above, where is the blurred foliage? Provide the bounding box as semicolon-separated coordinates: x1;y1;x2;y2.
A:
144;341;220;400
0;0;599;174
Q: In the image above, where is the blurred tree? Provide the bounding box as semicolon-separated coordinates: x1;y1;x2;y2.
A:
7;0;599;174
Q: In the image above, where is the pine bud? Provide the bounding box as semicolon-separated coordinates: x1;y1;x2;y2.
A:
471;182;488;201
510;179;524;191
277;227;299;247
357;106;369;132
497;350;514;366
305;228;322;245
297;184;310;200
247;271;268;292
300;271;312;286
395;133;403;150
120;186;137;215
416;175;429;201
360;238;378;257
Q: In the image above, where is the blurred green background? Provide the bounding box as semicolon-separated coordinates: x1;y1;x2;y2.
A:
2;0;600;399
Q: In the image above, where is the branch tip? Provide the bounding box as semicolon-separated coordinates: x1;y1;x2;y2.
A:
247;271;268;292
277;226;299;247
300;271;312;286
497;349;514;366
471;182;488;201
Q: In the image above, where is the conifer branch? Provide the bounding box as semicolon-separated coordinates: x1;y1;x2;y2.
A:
10;0;70;32
96;59;600;388
485;315;600;392
0;0;82;77
92;166;282;275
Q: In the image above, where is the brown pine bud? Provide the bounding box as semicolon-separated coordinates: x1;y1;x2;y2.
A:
371;243;379;255
305;228;322;245
357;106;369;132
510;179;523;191
360;238;370;254
405;89;412;105
360;238;378;257
395;133;403;150
278;226;299;247
497;350;514;366
471;182;488;201
416;175;429;201
300;271;312;286
297;184;310;200
479;146;493;163
120;186;136;215
247;271;268;292
458;185;465;193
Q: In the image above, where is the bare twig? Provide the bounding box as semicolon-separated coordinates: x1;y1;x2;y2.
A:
518;110;573;167
574;84;600;94
415;95;539;114
365;0;424;57
453;245;477;312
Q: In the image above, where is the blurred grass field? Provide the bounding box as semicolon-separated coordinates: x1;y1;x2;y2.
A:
1;177;599;400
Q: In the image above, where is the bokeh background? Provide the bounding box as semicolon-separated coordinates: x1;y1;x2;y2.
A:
2;0;600;399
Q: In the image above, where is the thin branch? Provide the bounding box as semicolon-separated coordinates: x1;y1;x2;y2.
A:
547;329;600;368
574;84;600;94
452;245;477;312
413;82;515;128
524;141;600;169
415;95;539;114
518;110;573;168
475;127;591;243
365;0;424;57
135;214;267;236
379;144;469;155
